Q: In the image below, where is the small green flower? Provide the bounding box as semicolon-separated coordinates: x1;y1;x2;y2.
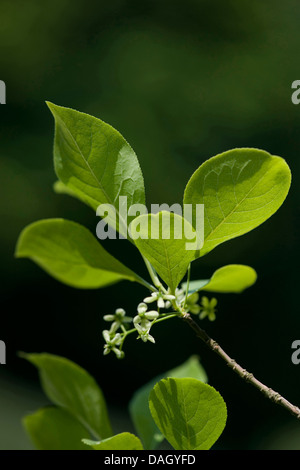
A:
189;304;201;314
162;293;176;310
175;288;185;306
135;322;155;343
133;315;152;331
199;296;217;321
143;291;175;309
137;303;148;314
185;292;201;314
102;330;124;359
139;331;155;343
134;307;157;343
135;303;159;322
103;308;132;332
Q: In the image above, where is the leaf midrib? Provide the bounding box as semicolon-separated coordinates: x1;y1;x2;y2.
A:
161;238;174;291
32;254;132;277
55;113;128;231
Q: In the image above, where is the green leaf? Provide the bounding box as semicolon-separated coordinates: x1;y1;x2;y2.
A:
130;211;200;292
184;148;291;257
15;218;142;289
129;356;208;450
166;355;208;382
23;407;90;450
53;180;81;201
20;353;112;440
83;433;144;450
149;377;227;450
47;102;145;237
183;264;257;295
181;279;210;294
200;264;257;293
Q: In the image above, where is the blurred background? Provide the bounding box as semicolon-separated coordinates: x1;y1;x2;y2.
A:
1;0;300;450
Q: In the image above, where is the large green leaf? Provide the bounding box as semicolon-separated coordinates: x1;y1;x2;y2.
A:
184;149;291;257
149;378;227;450
129;356;208;450
23;407;90;450
47;102;145;237
21;353;112;440
182;264;257;295
15;218;142;289
83;433;144;450
131;211;200;292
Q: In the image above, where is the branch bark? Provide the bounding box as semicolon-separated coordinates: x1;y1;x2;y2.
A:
182;312;300;419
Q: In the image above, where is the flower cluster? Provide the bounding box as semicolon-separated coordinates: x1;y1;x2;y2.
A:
174;287;201;313
102;300;162;358
103;308;132;332
102;284;218;359
177;285;217;321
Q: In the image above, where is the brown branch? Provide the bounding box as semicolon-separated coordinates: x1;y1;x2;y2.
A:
182;312;300;420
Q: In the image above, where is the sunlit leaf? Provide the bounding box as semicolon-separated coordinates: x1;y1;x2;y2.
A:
182;264;257;294
131;211;200;292
47;102;145;237
149;378;227;450
16;218;142;289
129;356;208;450
184;149;291;257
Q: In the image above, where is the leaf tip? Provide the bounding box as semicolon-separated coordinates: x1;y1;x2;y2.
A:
46;101;61;117
17;352;42;368
17;351;29;360
45;100;55;109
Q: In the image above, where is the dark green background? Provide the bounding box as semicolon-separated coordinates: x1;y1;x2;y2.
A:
1;0;300;449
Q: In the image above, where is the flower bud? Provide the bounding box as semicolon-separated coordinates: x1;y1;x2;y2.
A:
145;310;159;320
102;330;111;343
113;348;125;359
143;292;158;303
115;308;126;315
163;294;176;301
137;302;148;314
103;314;115;322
